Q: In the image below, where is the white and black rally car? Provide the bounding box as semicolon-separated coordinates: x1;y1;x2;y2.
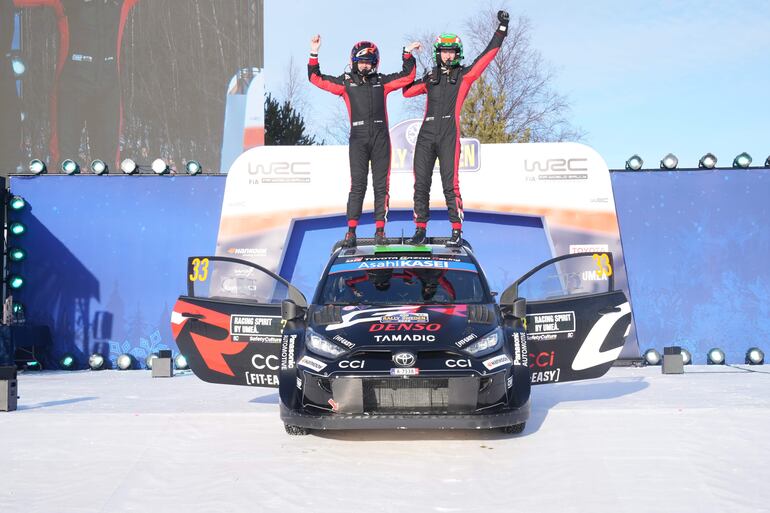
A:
172;239;631;435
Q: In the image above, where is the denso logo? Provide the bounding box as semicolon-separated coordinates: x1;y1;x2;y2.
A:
524;158;588;172
529;351;555;369
247;162;310;175
369;323;441;332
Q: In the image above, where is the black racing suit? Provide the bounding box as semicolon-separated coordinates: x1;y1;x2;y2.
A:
308;51;415;228
403;25;507;229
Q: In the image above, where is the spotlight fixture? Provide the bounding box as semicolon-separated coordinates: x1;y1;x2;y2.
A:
29;159;47;175
9;195;26;211
185;160;202;175
745;347;764;365
707;347;726;365
61;159;80;175
11;55;26;77
88;354;106;370
698;153;717;169
120;158;138;175
24;360;41;371
625;154;643;171
90;159;108;175
8;275;24;290
660;153;679;170
12;302;24;315
116;354;134;370
733;152;752;168
681;348;692;365
60;354;76;370
9;222;26;236
145;353;159;369
8;248;26;262
151;158;170;175
643;348;661;366
174;354;189;370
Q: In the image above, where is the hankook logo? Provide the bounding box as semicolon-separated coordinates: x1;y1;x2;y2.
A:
393;352;416;367
247;161;311;184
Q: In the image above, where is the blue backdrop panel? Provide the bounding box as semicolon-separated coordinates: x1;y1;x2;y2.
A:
9;176;226;369
279;209;554;301
611;169;770;363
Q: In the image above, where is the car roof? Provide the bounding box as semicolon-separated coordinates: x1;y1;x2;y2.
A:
334;243;473;259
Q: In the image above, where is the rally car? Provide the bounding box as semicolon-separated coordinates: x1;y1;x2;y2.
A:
172;239;631;435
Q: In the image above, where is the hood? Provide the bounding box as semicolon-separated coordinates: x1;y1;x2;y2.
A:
311;304;498;352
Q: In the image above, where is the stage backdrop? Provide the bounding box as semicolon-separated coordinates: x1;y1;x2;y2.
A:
611;168;770;364
215;142;639;357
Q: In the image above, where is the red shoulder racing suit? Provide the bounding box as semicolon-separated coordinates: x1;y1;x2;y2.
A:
403;24;507;229
308;50;415;229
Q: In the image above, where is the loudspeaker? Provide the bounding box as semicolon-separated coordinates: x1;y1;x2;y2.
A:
152;357;173;378
0;366;17;412
662;346;684;375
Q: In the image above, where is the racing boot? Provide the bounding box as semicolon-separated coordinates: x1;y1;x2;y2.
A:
445;228;463;247
342;229;357;248
409;227;427;245
374;228;387;246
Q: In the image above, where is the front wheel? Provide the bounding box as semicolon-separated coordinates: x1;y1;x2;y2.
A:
500;422;525;435
284;423;310;436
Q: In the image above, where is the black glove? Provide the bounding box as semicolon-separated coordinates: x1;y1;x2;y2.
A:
498;10;510;25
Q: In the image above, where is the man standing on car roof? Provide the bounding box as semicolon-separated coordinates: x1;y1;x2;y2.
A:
308;35;420;247
404;10;509;247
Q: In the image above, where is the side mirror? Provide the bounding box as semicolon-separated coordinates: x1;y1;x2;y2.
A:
281;299;305;321
513;298;526;319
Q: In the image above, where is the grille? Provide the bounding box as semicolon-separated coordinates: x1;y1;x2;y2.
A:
362;378;450;413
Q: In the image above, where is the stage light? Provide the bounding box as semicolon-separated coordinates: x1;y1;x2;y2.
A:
9;196;26;211
11;55;26;77
60;354;76;370
90;159;108;175
8;276;24;290
174;354;189;370
733;152;751;168
707;347;726;365
88;354;106;370
61;159;80;175
625;154;643;171
643;348;661;366
24;361;41;371
660;153;679;170
151;158;169;175
12;302;24;315
9;222;26;236
145;353;159;369
681;348;692;365
120;158;138;175
698;153;717;169
29;159;46;175
117;354;134;370
745;347;764;365
185;160;202;175
8;248;26;262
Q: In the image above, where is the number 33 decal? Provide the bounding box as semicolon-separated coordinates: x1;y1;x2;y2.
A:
189;258;209;282
593;253;613;277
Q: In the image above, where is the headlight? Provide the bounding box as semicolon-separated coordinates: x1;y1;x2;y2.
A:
306;328;347;359
464;328;503;357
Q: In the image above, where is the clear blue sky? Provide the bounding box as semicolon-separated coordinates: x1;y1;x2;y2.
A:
265;0;770;169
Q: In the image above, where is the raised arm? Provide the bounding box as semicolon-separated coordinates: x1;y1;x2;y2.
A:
464;10;509;82
307;34;346;96
382;42;420;94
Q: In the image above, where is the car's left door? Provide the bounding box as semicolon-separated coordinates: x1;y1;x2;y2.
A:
171;256;307;388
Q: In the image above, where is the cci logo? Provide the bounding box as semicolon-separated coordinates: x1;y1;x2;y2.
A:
392;352;416;367
251;354;279;371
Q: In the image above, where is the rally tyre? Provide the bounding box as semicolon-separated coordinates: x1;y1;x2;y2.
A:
500;422;526;435
284;423;310;436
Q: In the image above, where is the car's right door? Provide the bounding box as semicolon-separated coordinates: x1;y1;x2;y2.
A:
501;253;632;385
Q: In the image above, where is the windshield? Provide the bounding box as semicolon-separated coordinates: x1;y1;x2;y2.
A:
318;267;488;305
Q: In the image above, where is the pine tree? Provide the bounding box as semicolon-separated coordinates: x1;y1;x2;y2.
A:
264;93;319;145
461;76;513;143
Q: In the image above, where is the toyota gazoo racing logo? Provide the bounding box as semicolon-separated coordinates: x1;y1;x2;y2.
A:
393;352;416;367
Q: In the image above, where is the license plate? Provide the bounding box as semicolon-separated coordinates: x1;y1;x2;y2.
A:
390;368;419;376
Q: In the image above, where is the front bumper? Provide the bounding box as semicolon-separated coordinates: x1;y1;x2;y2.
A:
279;400;530;430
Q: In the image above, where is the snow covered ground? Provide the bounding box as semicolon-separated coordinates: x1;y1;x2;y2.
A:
1;366;769;513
